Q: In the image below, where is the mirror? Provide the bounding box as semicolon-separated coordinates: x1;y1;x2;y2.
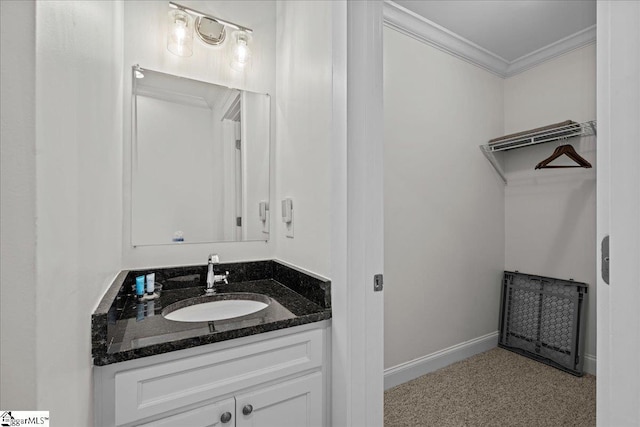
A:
131;66;270;246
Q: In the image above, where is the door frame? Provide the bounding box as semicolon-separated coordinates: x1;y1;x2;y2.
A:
596;1;640;425
335;1;640;426
331;1;385;426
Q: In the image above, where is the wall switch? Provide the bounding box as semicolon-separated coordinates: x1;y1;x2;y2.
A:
282;199;293;223
285;211;294;238
282;198;294;238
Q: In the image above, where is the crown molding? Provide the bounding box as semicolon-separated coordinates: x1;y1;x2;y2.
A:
505;25;596;77
383;1;509;77
383;1;596;79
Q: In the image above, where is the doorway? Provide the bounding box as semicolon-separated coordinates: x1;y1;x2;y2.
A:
382;0;597;423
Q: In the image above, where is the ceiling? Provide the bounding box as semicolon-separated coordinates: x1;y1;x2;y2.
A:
393;0;596;62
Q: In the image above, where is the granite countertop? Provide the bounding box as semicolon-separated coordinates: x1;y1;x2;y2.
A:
92;260;331;366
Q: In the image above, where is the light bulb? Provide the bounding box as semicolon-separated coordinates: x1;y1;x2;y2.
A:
175;21;186;41
236;42;249;62
167;10;193;57
230;31;251;71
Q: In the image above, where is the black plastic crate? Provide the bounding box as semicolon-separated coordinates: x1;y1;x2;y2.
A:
498;271;588;376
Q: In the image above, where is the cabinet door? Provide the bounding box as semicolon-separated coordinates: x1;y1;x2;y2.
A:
135;397;235;427
114;329;323;425
235;372;323;427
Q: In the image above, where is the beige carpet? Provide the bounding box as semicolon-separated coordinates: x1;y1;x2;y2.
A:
385;348;596;427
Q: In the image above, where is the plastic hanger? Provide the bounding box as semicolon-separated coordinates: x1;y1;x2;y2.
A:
535;144;592;169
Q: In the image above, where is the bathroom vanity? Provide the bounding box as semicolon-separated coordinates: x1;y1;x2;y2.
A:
92;260;331;427
94;46;334;427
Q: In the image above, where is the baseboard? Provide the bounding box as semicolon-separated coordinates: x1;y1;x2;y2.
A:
384;331;499;390
584;353;596;376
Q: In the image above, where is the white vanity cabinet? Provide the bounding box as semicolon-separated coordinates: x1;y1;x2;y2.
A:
135;372;321;427
94;324;329;427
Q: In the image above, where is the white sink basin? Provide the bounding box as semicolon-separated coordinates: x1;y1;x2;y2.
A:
163;294;270;322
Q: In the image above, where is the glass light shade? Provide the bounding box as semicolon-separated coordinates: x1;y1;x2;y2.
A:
167;10;194;57
230;31;252;71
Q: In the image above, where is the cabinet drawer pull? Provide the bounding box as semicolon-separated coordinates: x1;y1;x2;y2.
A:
242;404;253;415
220;411;232;423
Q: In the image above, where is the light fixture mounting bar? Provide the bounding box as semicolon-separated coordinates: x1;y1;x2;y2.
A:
169;2;253;34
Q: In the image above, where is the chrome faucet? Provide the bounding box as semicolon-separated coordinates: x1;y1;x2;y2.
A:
206;254;229;295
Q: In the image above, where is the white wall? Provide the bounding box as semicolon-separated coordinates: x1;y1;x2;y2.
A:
34;1;124;424
274;1;332;277
503;44;597;359
0;0;38;410
383;27;505;369
122;0;276;268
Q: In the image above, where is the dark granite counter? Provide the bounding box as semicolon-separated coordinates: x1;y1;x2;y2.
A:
92;260;331;366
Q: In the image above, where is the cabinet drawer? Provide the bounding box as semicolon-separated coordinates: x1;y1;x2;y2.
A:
115;329;322;425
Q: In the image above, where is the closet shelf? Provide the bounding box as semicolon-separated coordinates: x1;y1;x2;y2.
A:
480;120;597;184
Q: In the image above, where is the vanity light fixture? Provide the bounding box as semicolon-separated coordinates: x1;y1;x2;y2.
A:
167;2;253;60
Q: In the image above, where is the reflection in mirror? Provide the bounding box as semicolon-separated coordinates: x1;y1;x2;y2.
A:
131;66;270;246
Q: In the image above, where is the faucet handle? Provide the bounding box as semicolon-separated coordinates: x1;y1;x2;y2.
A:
214;271;229;285
208;253;220;264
